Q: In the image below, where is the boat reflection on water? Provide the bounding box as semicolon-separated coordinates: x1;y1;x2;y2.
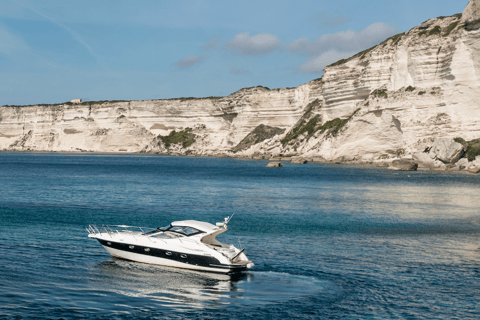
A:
93;258;252;309
91;257;330;309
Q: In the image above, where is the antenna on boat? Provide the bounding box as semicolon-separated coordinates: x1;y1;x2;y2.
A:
217;213;235;228
225;213;235;225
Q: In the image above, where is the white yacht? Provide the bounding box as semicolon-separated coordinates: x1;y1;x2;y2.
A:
87;216;254;274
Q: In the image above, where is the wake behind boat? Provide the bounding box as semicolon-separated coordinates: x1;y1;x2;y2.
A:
87;216;254;274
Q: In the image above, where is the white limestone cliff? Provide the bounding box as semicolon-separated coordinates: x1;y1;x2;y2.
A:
261;1;480;166
1;0;480;170
462;0;480;23
0;83;322;154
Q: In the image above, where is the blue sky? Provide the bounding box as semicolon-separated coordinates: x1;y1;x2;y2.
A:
0;0;469;105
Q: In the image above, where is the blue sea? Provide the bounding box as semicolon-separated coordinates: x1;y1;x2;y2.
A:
1;152;479;319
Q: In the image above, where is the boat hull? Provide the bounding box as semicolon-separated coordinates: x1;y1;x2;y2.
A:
97;239;248;274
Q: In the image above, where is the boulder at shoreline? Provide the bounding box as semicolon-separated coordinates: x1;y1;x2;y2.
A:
388;159;418;171
291;158;308;164
430;138;465;164
469;166;480;174
267;162;283;168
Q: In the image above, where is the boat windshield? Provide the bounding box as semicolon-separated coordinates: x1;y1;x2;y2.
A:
142;226;169;236
142;225;203;237
168;226;203;236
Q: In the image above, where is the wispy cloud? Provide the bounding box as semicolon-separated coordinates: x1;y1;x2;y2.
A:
203;37;220;50
229;66;251;75
314;12;351;28
7;0;105;69
288;22;396;73
175;55;205;69
0;25;28;55
225;32;281;56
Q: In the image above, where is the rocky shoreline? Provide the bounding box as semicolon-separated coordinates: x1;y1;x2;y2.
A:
2;138;480;174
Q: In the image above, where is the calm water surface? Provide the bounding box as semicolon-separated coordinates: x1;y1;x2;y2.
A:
0;152;479;319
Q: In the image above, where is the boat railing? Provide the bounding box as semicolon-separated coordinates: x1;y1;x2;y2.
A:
86;224;156;237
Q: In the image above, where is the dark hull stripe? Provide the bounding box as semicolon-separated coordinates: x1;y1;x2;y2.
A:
97;239;247;272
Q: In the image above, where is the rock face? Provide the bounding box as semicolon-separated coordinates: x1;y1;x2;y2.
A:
1;1;480;170
462;0;480;23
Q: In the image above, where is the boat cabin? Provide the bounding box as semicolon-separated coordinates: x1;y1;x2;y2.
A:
142;220;229;247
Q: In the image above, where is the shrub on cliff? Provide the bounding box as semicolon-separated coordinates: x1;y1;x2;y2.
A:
281;108;360;146
80;100;129;105
464;19;480;31
281;116;321;145
383;32;405;46
304;99;321;115
419;25;441;37
240;85;270;91
160;128;196;148
320;118;350;137
326;59;348;68
465;139;480;161
280;99;322;146
454;137;480;162
466;143;480;161
320;108;361;138
232;124;285;153
406;86;416;92
429;26;442;36
444;22;459;36
371;89;388;99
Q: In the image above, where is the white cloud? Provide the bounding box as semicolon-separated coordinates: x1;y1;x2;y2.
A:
225;32;280;56
175;55;205;69
203;37;219;50
229;66;251;75
288;22;397;73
